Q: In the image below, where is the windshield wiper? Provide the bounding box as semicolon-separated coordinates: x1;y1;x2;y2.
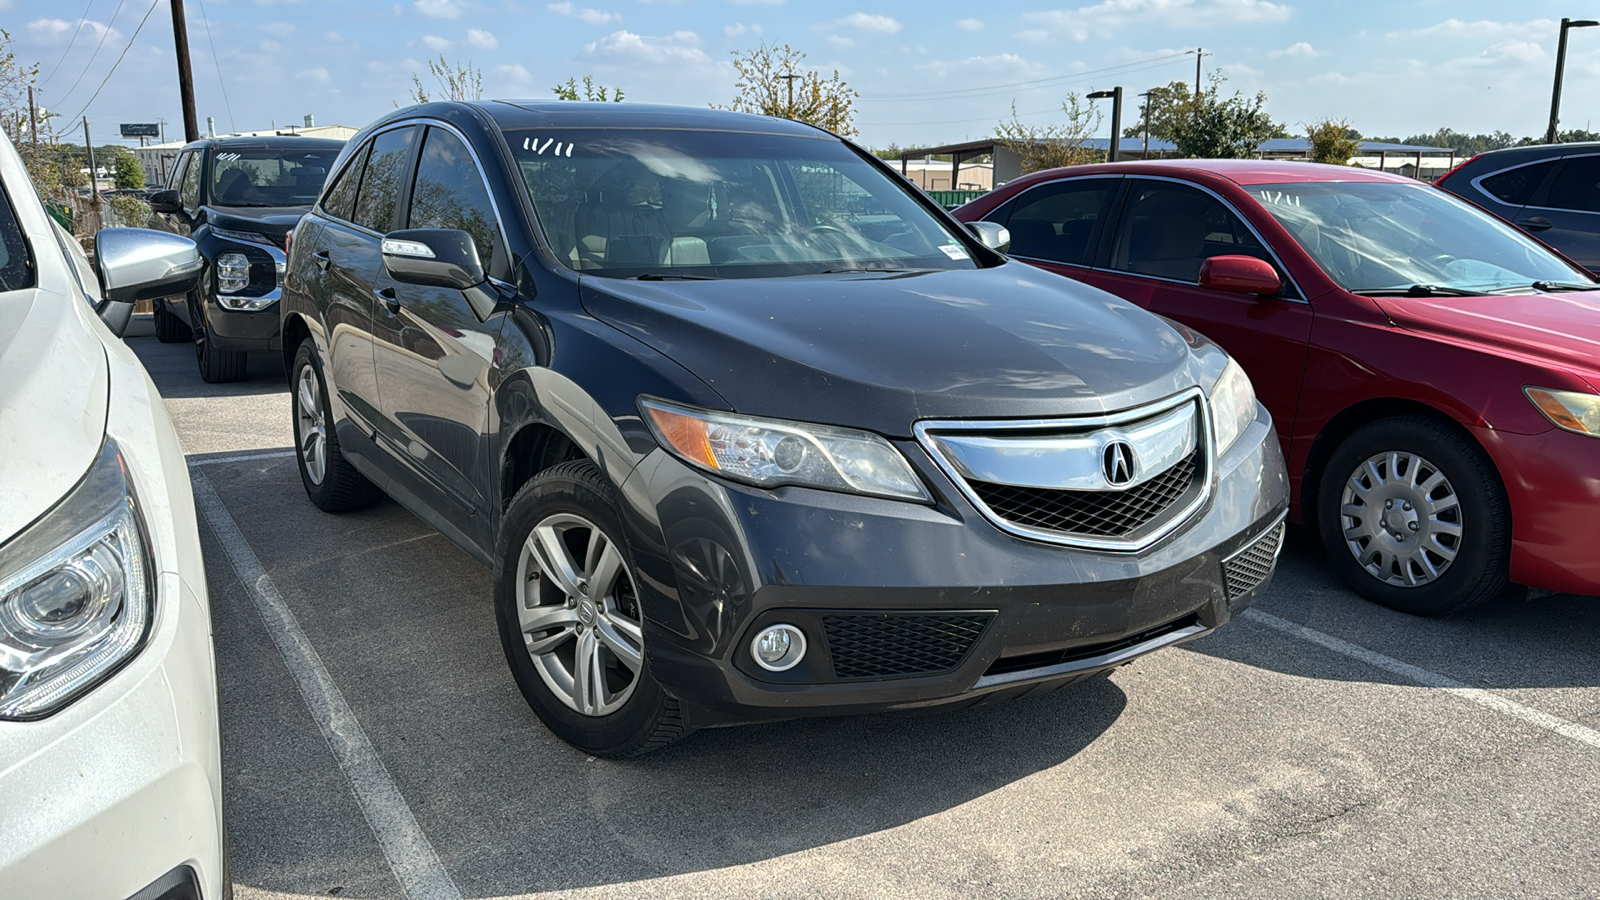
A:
630;273;715;281
820;266;921;274
1531;280;1600;292
1352;284;1487;298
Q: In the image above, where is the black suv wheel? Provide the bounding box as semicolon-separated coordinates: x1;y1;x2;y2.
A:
153;298;192;343
191;290;248;383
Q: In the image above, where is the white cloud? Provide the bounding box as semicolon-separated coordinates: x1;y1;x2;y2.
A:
1268;41;1317;59
842;12;901;34
1389;18;1555;40
297;67;331;83
548;1;622;24
828;34;855;48
323;30;344;41
725;22;762;37
259;39;283;52
423;34;453;49
414;0;461;19
261;21;297;37
495;63;533;83
585;29;710;66
467;28;498;49
956;18;984;32
1021;0;1289;42
27;17;119;45
727;0;783;6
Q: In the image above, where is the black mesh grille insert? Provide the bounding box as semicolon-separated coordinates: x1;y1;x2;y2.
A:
1223;523;1284;601
821;613;992;680
970;450;1200;538
984;615;1199;677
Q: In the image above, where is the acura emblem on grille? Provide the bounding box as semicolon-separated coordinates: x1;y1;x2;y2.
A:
1103;440;1136;487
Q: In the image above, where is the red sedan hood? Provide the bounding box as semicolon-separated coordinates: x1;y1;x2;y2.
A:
1374;291;1600;388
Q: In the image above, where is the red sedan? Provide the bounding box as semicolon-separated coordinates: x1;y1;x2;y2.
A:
955;160;1600;615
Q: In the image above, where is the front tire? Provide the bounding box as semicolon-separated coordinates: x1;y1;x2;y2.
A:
1317;415;1510;616
494;460;688;757
290;339;384;512
191;290;248;383
153;298;192;343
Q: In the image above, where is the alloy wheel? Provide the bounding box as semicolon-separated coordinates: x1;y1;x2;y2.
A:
515;512;645;717
1338;450;1463;587
295;365;328;485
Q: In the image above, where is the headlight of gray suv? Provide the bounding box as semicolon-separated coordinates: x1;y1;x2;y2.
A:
640;398;931;502
0;439;153;719
1209;358;1258;456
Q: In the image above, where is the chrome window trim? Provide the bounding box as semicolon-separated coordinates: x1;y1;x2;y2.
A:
1112;174;1309;304
982;174;1122;270
914;386;1215;553
1466;155;1562;209
1486;152;1600;217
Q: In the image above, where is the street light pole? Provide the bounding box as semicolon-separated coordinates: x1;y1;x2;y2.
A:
1547;17;1599;145
1088;88;1123;162
1138;89;1155;159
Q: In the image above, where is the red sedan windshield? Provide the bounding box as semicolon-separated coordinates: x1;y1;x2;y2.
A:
1250;181;1595;294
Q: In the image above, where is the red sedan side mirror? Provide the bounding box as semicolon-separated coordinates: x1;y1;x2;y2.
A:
1199;255;1282;296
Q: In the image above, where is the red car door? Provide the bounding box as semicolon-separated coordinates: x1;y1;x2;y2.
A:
1068;177;1315;450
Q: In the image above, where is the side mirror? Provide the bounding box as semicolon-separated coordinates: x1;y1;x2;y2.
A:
381;229;485;290
149;189;181;214
1199;255;1282;296
965;221;1011;253
93;228;205;337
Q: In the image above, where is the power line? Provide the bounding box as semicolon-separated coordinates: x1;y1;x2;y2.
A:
39;0;99;87
859;51;1196;103
61;0;162;130
54;0;128;106
193;0;235;132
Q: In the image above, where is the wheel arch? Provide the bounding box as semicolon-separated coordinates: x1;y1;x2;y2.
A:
281;311;311;373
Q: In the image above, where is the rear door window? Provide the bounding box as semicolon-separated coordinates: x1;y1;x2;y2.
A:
1544;155;1600;213
1110;180;1270;284
353;126;419;233
321;143;369;223
0;182;35;291
1480;160;1557;206
997;179;1116;266
179;151;204;210
407;128;503;274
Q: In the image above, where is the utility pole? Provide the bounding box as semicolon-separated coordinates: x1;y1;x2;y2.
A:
779;72;802;116
84;117;103;230
170;0;200;142
1195;48;1203;101
1139;90;1155;159
27;85;38;145
1547;18;1600;144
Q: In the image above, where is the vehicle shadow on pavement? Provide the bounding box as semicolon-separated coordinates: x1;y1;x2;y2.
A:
125;326;288;400
1185;525;1600;691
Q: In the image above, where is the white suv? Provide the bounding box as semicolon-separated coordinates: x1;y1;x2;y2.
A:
0;133;226;897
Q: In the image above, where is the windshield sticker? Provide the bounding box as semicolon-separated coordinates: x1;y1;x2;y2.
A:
522;137;575;157
939;244;970;260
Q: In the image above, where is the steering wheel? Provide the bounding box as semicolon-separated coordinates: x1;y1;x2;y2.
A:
799;224;850;250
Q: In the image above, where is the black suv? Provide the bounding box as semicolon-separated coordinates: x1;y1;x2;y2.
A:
281;101;1289;757
150;135;344;381
1436;142;1600;273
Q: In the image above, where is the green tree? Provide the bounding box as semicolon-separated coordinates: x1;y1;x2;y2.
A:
992;96;1103;174
1123;80;1194;143
553;76;624;102
720;43;858;138
409;56;483;104
1306;118;1361;165
1169;74;1280;159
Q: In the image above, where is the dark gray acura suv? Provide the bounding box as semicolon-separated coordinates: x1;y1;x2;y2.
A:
280;101;1288;756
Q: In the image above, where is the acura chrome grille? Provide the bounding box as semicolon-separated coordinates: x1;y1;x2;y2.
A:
915;388;1214;551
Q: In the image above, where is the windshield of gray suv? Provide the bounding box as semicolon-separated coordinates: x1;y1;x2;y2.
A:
210;148;340;208
506;127;981;278
1250;181;1596;295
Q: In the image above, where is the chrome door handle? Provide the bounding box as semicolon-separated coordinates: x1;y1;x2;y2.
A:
1517;216;1554;232
312;249;331;270
376;286;400;314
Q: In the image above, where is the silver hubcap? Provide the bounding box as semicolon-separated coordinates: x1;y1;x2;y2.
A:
295;366;328;485
515;513;644;717
1339;450;1463;587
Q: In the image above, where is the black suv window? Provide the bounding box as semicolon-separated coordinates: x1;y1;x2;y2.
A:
179;151;204;210
408;128;501;273
999;179;1114;266
353;127;418;233
321;144;369;223
1111;181;1268;284
0;183;35;291
1481;160;1557;206
1546;155;1600;213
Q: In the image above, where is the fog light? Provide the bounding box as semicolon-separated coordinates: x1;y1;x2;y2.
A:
750;623;806;672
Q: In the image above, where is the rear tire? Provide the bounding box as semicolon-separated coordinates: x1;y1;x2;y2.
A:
494;460;689;757
191;291;248;383
153;299;192;343
290;339;385;513
1316;415;1510;616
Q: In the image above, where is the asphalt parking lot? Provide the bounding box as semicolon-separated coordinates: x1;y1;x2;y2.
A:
125;324;1600;899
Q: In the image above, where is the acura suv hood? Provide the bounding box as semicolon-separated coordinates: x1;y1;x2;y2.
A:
0;287;109;544
581;263;1198;436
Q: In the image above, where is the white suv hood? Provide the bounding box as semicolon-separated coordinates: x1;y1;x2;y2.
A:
0;286;110;544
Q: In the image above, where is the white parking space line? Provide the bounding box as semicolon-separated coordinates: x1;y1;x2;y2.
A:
1244;609;1600;751
187;450;297;467
190;472;465;900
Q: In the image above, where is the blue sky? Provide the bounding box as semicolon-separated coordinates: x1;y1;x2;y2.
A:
10;0;1599;150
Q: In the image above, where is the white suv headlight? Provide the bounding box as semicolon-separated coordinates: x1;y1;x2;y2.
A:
640;398;931;502
1209;358;1258;455
0;439;153;719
